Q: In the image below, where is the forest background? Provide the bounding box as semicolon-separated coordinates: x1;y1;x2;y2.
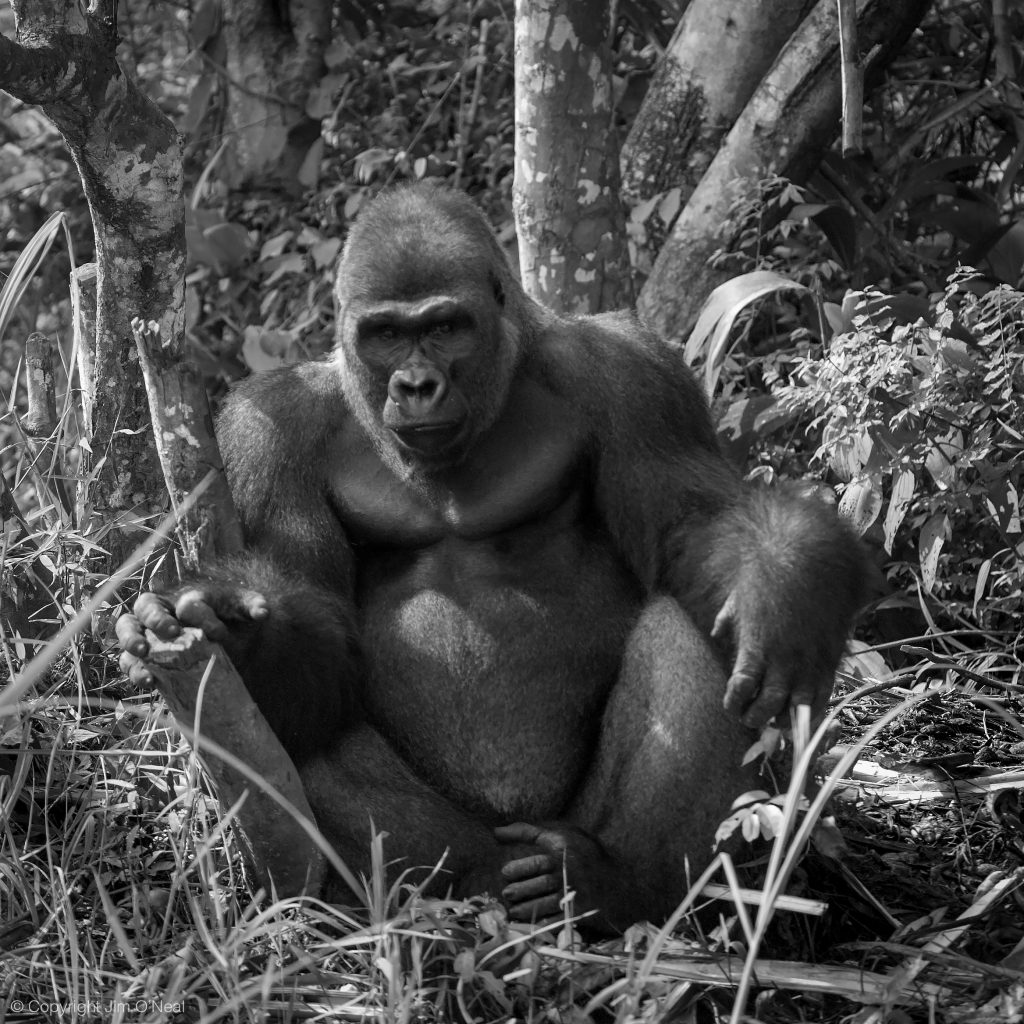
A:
0;0;1022;1022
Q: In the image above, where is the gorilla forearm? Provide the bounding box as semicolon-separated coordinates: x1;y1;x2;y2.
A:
666;487;870;672
170;552;359;759
582;319;868;720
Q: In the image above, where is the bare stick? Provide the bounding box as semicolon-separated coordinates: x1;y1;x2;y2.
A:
837;0;862;156
23;332;57;437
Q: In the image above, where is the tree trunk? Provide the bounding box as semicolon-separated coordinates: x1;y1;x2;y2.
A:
621;0;811;205
0;0;241;566
513;0;633;313
637;0;933;345
218;0;331;192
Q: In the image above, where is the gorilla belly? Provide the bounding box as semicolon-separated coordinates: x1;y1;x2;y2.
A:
358;535;639;821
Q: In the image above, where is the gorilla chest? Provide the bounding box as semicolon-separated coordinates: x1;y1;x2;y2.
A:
330;405;639;817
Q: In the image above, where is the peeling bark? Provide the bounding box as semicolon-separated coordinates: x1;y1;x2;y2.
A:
0;0;241;566
513;0;632;313
621;0;812;206
637;0;932;345
71;262;97;437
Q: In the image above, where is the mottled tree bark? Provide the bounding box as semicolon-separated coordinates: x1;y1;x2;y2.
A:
513;0;632;313
636;0;933;345
0;0;241;567
218;0;331;191
621;0;812;206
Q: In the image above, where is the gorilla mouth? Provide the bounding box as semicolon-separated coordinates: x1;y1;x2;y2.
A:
392;422;464;455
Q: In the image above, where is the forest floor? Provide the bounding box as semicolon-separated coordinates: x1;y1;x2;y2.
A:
1;633;1023;1024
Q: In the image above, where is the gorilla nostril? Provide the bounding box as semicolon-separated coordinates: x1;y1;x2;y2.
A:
400;380;435;399
394;373;443;408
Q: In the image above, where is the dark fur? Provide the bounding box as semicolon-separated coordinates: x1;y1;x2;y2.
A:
163;183;868;924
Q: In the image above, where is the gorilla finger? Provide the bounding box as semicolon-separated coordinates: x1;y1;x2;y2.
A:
240;590;270;620
134;591;171;617
134;594;182;639
118;650;141;678
174;590;228;640
507;893;562;921
126;656;155;687
494;822;543;845
114;613;148;657
502;873;560;902
502;853;557;880
723;657;765;716
741;667;791;728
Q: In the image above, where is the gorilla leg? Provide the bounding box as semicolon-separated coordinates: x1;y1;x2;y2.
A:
568;596;758;920
300;723;541;901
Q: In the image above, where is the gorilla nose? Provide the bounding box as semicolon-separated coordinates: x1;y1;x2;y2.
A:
389;366;447;416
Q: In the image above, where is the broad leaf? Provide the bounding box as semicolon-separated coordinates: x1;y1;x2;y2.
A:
685;271;808;396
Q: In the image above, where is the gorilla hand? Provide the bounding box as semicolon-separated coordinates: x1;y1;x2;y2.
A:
712;587;831;729
116;585;269;686
495;822;627;931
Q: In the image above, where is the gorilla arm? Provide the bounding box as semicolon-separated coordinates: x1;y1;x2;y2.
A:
577;314;869;726
120;363;553;899
118;364;363;757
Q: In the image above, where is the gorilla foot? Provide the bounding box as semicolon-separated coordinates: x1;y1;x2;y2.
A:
495;821;636;932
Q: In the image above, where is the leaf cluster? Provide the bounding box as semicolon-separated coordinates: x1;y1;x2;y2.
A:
784;272;1024;631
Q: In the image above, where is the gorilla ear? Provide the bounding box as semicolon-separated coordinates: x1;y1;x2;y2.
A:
490;271;506;308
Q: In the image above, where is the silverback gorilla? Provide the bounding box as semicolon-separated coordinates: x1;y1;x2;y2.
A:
118;184;867;929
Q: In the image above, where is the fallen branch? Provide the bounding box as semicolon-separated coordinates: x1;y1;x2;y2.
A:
837;759;1024;804
537;946;954;1005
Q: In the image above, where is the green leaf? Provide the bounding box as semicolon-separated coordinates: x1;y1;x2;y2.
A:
189;0;222;49
203;222;251;272
972;558;992;617
684;271;809;395
839;473;882;535
841;639;892;682
0;211;73;344
924;429;962;489
883;467;916;554
919;511;949;593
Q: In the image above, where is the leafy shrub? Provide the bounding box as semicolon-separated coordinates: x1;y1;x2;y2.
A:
780;271;1023;632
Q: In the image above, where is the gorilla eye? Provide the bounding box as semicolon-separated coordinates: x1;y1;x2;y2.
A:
378;326;396;342
432;321;453;335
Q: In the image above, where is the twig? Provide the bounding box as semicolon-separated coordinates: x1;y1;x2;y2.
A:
455;19;489;189
853;868;1024;1022
901;645;1024;694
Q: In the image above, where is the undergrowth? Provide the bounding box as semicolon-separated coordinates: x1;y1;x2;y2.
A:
2;317;1023;1023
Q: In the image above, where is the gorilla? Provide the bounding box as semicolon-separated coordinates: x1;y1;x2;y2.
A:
118;183;867;930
